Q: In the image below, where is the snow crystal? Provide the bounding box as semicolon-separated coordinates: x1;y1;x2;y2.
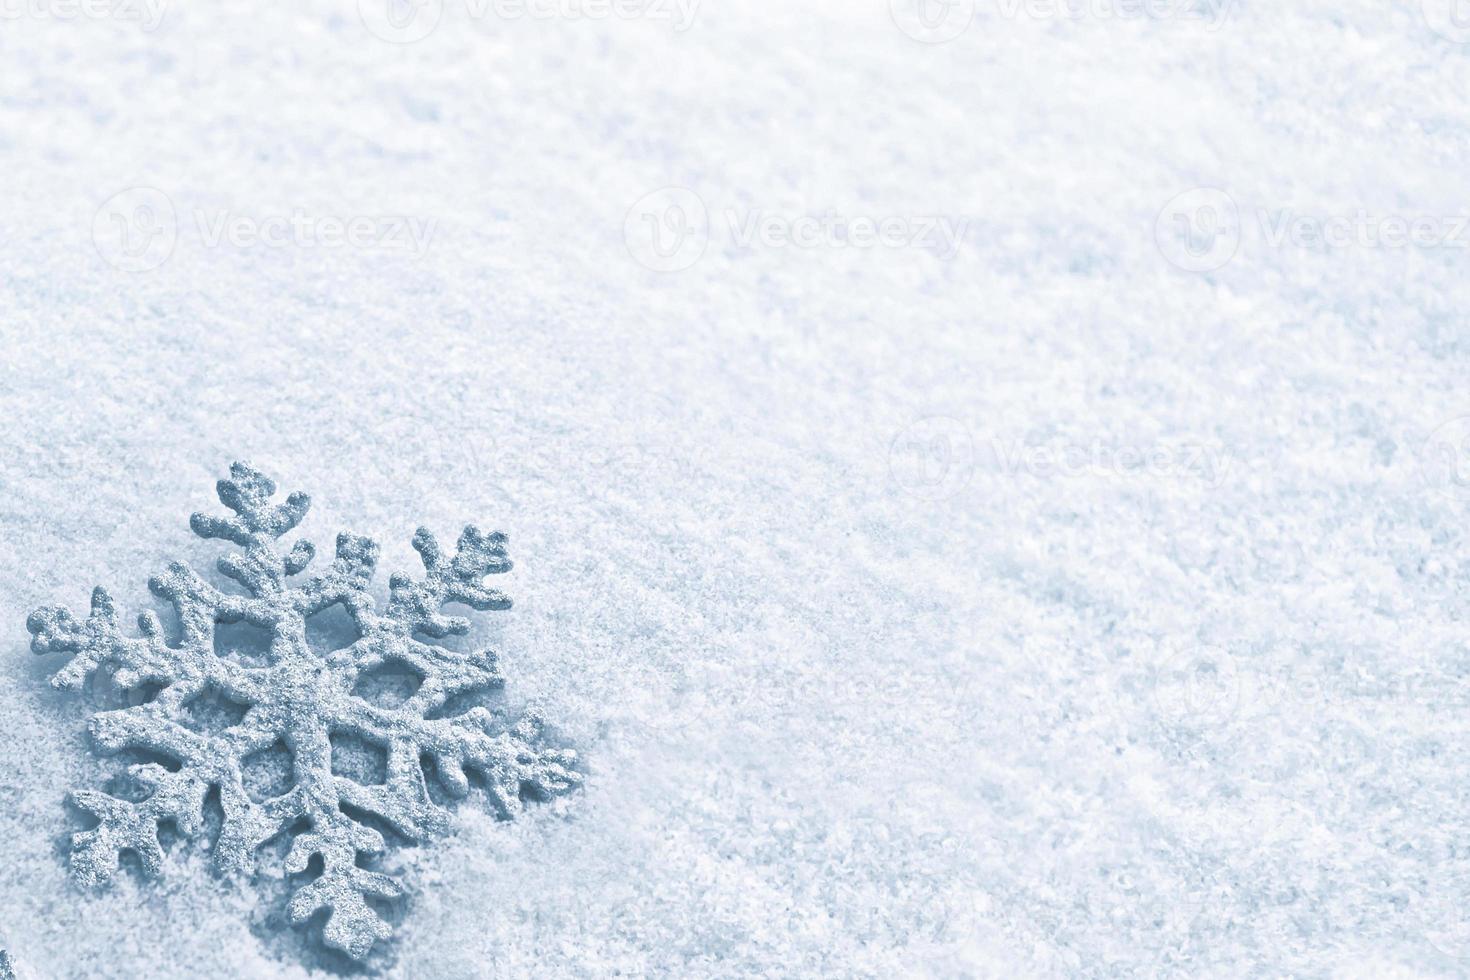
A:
27;463;579;960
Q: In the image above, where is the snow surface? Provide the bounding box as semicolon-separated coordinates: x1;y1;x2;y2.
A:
3;1;1470;976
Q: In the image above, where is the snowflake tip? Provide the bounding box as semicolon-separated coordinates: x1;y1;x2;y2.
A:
89;586;115;615
332;532;380;579
136;609;162;637
26;605;82;655
220;461;276;507
284;539;316;574
198;462;312;542
289;872;397;959
452;527;513;579
433;758;471;797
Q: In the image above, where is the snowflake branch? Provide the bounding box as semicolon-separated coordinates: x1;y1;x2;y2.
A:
28;588;184;692
68;765;209;887
189;462;311;545
385;527;512;638
284;813;402;959
190;462;314;597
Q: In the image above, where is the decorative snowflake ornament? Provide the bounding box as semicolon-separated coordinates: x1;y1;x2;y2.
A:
27;462;580;959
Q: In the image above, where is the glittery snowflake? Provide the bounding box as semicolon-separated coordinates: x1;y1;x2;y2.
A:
27;462;580;959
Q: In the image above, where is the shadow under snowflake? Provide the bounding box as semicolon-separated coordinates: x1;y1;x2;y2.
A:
27;461;581;961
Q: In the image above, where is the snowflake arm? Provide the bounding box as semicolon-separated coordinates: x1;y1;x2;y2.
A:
284;811;403;959
28;588;185;694
69;763;209;885
382;526;513;638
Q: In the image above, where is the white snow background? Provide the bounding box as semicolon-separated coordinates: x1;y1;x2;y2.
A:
3;0;1470;976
